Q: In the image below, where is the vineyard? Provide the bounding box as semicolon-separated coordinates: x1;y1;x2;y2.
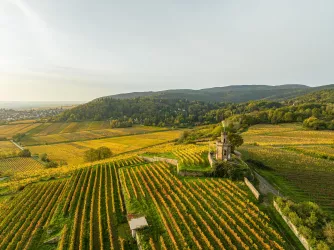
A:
0;154;142;196
174;146;209;169
0;150;292;250
0;141;20;158
142;143;211;172
0;121;167;146
23;121;112;136
120;162;286;249
0;156;144;250
21;125;166;146
0;123;41;139
28;130;181;165
242;123;334;146
240;123;334;216
285;145;334;160
1;122;325;249
0;157;44;175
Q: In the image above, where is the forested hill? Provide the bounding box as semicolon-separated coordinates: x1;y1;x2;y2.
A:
54;86;334;130
288;87;334;104
54;98;227;126
108;84;313;102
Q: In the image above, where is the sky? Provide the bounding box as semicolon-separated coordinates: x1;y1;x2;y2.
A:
1;0;334;102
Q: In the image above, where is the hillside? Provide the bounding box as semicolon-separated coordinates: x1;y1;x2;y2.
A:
288;88;334;104
54;86;334;130
109;84;312;102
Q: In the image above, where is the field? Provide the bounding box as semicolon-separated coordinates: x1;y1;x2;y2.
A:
0;121;167;145
24;121;112;136
240;123;334;215
0;123;41;139
21;126;166;146
9;119;37;124
0;141;20;158
28;130;182;165
0;157;44;176
242;123;334;146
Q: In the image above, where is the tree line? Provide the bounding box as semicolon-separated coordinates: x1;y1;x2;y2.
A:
53;89;334;130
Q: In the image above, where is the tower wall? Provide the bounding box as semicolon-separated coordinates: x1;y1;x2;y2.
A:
216;142;223;160
216;131;231;161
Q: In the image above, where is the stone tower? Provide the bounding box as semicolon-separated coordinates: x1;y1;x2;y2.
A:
216;131;231;161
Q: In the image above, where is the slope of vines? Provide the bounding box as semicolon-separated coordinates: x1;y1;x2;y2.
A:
0;156;144;250
121;162;286;250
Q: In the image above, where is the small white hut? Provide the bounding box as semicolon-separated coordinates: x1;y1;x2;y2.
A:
129;217;148;238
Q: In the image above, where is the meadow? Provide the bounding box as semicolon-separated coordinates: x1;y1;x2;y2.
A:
28;130;182;165
240;123;334;215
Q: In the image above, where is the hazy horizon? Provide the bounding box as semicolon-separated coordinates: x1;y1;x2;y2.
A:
0;83;318;103
1;0;334;101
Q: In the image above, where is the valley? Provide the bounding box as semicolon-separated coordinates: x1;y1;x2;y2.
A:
0;87;333;250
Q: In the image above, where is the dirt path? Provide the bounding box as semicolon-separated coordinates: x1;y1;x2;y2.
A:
10;140;24;151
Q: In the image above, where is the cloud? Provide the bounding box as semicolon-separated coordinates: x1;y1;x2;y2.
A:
6;0;60;63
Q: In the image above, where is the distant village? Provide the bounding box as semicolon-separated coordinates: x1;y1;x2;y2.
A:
0;108;65;122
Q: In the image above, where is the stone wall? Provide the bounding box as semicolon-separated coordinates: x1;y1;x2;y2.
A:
244;177;260;200
208;152;215;168
234;150;242;159
178;170;205;177
273;201;311;250
139;156;178;166
140;155;208;177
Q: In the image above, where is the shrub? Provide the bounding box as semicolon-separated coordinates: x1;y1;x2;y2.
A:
45;161;58;168
324;222;334;244
212;160;250;180
276;198;334;248
13;133;25;142
39;153;48;162
18;149;31;157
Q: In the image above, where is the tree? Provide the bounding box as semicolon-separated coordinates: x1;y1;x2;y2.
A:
211;125;222;139
84;149;99;162
212;160;250;180
84;147;113;162
98;146;112;159
39;153;48;162
303;117;327;130
228;133;244;152
18;149;31;158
